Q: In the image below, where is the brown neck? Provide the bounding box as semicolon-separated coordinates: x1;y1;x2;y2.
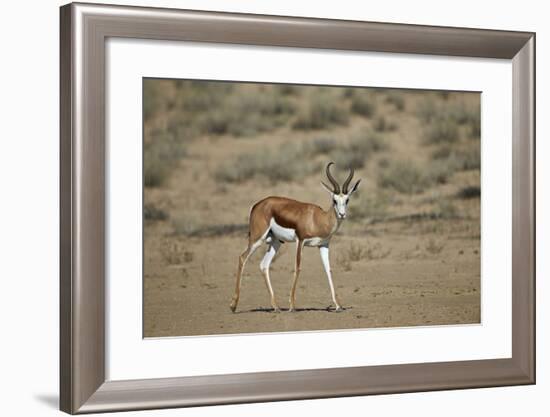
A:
324;204;340;230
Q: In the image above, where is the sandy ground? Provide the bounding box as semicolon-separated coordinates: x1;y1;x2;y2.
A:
144;220;480;337
143;86;480;337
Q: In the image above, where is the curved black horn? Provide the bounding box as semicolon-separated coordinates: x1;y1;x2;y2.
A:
325;162;340;194
342;167;354;194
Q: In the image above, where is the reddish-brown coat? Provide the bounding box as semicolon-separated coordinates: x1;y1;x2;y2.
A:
248;196;337;242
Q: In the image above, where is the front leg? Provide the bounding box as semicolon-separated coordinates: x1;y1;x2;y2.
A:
319;244;342;311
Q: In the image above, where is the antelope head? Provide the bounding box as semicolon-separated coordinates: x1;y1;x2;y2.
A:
321;162;361;220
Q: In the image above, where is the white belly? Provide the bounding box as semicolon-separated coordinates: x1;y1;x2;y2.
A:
270;218;297;242
303;237;326;247
269;218;327;247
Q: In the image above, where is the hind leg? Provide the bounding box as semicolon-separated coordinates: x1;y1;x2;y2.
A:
259;239;281;312
230;229;268;312
288;239;304;312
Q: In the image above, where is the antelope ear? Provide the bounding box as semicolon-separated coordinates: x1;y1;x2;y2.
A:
349;179;361;195
320;181;334;195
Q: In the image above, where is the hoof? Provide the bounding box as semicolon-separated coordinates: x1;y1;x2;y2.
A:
230;302;237;313
272;306;281;313
334;305;343;312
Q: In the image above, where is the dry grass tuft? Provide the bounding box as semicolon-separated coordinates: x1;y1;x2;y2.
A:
424;117;460;145
348;192;389;221
144;204;168;221
293;98;349;130
350;93;376;118
425;239;445;254
337;242;391;271
373;116;398;132
431;146;480;171
160;240;194;265
378;158;459;194
143;131;187;187
456;186;481;199
385;91;406;111
215;142;318;184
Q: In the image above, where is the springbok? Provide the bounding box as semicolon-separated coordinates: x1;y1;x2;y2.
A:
230;162;361;313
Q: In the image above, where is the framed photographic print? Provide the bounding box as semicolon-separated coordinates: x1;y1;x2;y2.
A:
60;2;535;414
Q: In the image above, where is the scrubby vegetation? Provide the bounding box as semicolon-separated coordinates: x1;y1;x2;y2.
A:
348;192;390;221
305;137;338;155
418;96;481;145
350;93;376;118
377;152;472;195
456;186;481;199
215;142;318;184
199;91;295;137
144;80;298;187
424;117;460;144
373;116;398;132
215;129;387;184
337;242;392;271
144;81;482;338
292;99;349;130
333;130;387;169
144;203;168;221
143;130;187;187
385;90;405;111
378;161;426;194
144;80;480;246
431;145;480;171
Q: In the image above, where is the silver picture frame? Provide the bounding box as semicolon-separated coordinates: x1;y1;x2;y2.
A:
60;2;535;414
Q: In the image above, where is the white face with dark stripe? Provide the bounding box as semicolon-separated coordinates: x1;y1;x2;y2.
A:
320;164;361;219
332;194;350;219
